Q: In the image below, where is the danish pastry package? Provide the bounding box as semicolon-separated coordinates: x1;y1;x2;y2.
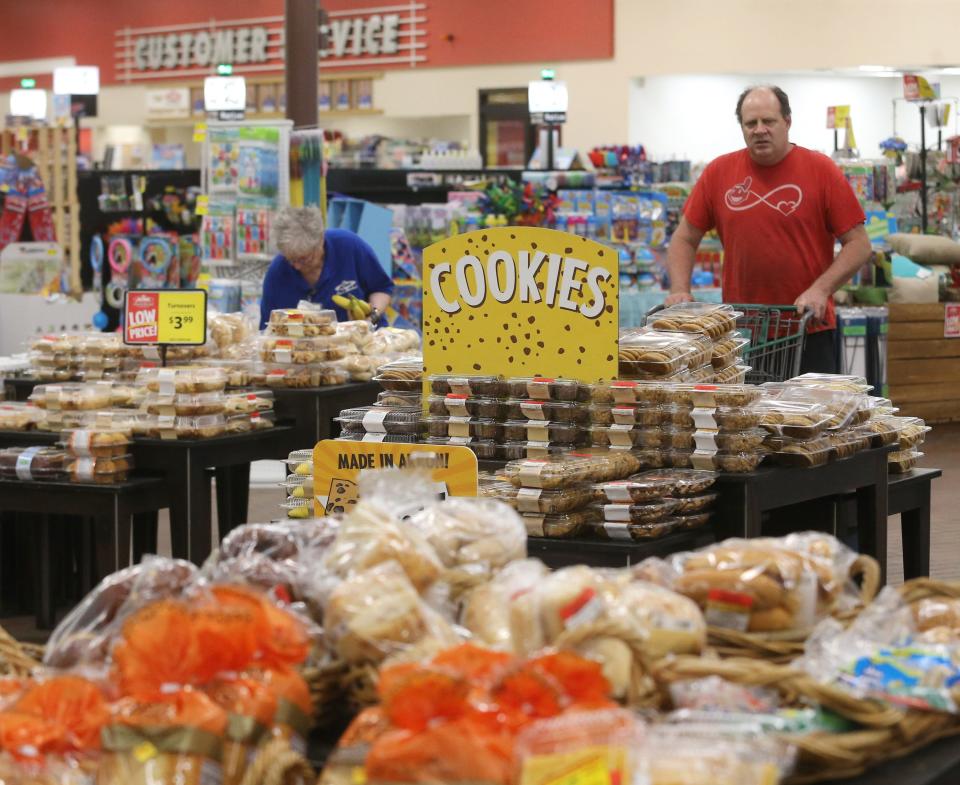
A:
658;532;863;633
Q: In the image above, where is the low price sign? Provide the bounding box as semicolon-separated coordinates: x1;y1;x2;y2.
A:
123;289;208;345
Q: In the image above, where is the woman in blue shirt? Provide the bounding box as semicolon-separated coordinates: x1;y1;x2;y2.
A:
259;206;394;328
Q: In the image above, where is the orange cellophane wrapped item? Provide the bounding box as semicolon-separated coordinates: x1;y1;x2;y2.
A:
209;585;311;668
99;689;228;785
248;666;313;755
9;676;109;753
205;674;278;785
0;679;22;703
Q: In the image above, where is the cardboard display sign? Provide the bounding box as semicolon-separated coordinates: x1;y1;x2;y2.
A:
123;289;208;345
422;227;619;386
312;441;478;517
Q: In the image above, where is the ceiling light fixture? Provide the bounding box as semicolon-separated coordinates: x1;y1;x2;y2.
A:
859;65;894;72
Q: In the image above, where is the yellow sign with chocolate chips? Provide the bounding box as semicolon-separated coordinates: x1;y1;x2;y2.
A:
312;441;478;517
422;227;619;384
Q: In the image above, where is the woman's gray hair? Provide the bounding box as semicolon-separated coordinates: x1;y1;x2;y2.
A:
273;206;325;259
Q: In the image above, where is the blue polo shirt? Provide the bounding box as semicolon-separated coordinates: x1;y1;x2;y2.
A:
259;228;395;328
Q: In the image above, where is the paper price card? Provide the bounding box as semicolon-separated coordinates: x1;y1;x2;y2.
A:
422;228;619;389
945;304;960;338
123;289;208;345
312;441;478;517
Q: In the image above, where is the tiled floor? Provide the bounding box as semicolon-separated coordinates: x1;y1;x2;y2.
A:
5;425;958;643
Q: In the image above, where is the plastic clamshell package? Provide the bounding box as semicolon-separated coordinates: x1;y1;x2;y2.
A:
635;326;713;367
67;454;133;484
617;331;700;375
588;403;663;426
889;449;923;473
224;390;275;415
337;406;422;435
634;468;716;495
256;334;355;364
825;430;871;460
590;380;666;405
764;436;835;468
372;356;423;392
427;395;505;419
503;398;589;423
522;506;601;538
267;308;337;337
62;428;132;458
649;302;742;339
0;446;68;480
586;518;679;541
172;414;227;440
338;433;420;445
378;390;423;408
596;474;678;503
669;511;713;531
504;455;600;490
855;418;900;447
144;391;226;417
0;402;39;431
589;424;661;449
498;484;596;514
694;428;767;452
753;399;834;439
713;364;751;385
599;497;682;523
689;405;762;431
501;420;582;444
711;334;751;369
785;372;872;393
881;416;930;450
422;436;498;459
492;441;575;461
29;383;114;411
225;411;275;433
429;374;506;398
670;492;719;514
689;450;765;473
138;366;227;395
424;416;500;440
505;377;586;402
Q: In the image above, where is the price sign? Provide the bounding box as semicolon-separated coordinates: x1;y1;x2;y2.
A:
123;289;208;345
826;105;850;130
945;304;960;338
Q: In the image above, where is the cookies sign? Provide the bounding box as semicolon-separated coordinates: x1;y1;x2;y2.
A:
422;227;619;384
312;441;478;517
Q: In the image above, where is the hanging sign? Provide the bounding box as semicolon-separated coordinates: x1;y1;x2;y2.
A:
903;74;937;102
123;289;208;345
312;441;478;517
422;227;619;386
826;105;850;130
945;304;960;338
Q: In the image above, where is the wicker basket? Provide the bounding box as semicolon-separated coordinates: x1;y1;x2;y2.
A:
653;655;960;784
240;737;315;785
706;554;882;664
0;624;41;677
302;659;349;728
898;577;960;605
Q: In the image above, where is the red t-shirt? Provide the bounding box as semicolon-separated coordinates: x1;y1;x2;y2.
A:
683;145;865;331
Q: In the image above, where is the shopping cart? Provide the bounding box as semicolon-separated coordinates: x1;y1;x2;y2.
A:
644;303;811;384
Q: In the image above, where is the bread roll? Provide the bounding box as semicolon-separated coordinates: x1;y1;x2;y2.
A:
576;636;633;699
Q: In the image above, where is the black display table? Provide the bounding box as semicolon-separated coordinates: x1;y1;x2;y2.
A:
819;731;960;785
272;382;381;443
527;526;717;569
887;468;940;580
2;377;37;402
713;446;893;583
0;475;169;628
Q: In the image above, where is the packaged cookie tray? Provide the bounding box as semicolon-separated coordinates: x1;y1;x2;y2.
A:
648;302;742;339
225;411;275;433
670;491;719;514
257;335;355;364
429;373;506;398
379;390;423;408
67;455;133;485
596;474;679;503
267;307;337;336
373;356;423;392
711;334;751;369
763;436;835;468
854;419;900;447
634;468;716;496
522;507;602;538
590;380;669;406
137;366;227;394
0;402;40;431
714;364;751;385
497;483;597;515
503;398;589;423
136;414;228;440
337;433;420;444
688;450;766;473
61;428;132;458
631;326;714;367
501;420;583;444
224;390;275;415
598;497;682;524
259;363;351;388
760;382;862;429
0;446;68;481
28;383;114;411
506;377;587;402
28;333;84;354
752;399;834;439
589;424;663;449
881;416;930;450
144;391;226;417
338;406;423;435
889;449;922;473
616;331;703;374
28;351;79;369
694;428;767;452
670;512;713;531
825;431;871;460
421;436;497;459
505;454;614;490
784;372;873;394
424;416;500;440
585;518;678;541
490;441;575;461
588;403;663;426
427;394;506;419
28;368;77;383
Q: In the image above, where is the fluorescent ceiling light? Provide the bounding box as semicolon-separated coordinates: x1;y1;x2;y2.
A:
938;67;960;75
859;65;894;72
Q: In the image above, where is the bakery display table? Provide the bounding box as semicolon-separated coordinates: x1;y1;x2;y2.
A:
0;475;169;628
527;526;717;569
272;381;381;442
887;467;940;580
2;377;38;402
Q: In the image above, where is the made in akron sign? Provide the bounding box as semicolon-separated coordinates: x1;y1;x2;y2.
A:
114;3;427;83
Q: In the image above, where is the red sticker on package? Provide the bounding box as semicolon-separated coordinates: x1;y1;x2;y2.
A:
705;588;754;631
125;291;160;343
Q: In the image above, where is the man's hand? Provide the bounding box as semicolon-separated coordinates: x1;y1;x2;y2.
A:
794;285;831;321
665;291;695;307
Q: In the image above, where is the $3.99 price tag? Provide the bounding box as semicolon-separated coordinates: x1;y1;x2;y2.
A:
123;289;208;345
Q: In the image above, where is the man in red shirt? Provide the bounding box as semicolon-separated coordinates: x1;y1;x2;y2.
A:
665;86;871;373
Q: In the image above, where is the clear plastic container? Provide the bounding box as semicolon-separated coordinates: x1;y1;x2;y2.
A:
78;333;122;356
689;450;765;473
422;436;498;459
378;390;423;408
256;335;353;364
662;428;696;450
145;391;226;417
0;402;39;432
503;398;588;423
267;308;337;337
430;374;507;398
636;468;716;496
199;358;256;388
634;327;713;368
500;484;596;514
753;399;833;439
587;518;679;541
617;331;700;375
281;473;314;499
62;428;131;458
29;351;78;369
883;416;930;450
522;507;601;538
588;403;663;426
711;334;751;369
689;406;762;431
502;420;582;444
505;377;585;402
428;395;506;419
0;446;68;480
694;428;767;452
680;384;762;408
137;366;227;395
75;353;121;370
824;430;870;460
670;492;719;514
29;334;82;355
261;363;349;388
596;474;678;503
281;497;314;519
224;389;275;415
285;450;314;477
785;372;872;393
855;417;900;447
67;454;133;484
589;424;662;449
173;414;227;440
669;512;713;531
492;442;575;461
28;383;113;412
889;449;922;473
337;432;420;445
765;435;834;467
713;364;750;384
760;383;861;430
338;406;422;435
649;302;742;339
373;356;423;392
225;411;276;433
29;368;76;383
599;497;681;523
504;454;599;489
424;416;499;440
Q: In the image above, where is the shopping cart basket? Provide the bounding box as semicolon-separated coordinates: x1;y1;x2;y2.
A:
644;303;811;384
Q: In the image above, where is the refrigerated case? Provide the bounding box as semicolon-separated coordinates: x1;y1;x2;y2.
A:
478;88;536;169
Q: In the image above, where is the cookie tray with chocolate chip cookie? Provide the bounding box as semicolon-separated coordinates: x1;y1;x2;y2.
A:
617;330;702;376
763;435;835;467
648;302;743;339
372;356;423;392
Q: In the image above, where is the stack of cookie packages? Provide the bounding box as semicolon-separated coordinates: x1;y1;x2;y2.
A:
590;468;718;541
259;307;352;388
335;405;422;445
680;385;767;473
280;448;314;519
883;415;931;473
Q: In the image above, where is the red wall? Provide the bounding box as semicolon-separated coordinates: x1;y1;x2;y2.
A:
0;0;613;89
